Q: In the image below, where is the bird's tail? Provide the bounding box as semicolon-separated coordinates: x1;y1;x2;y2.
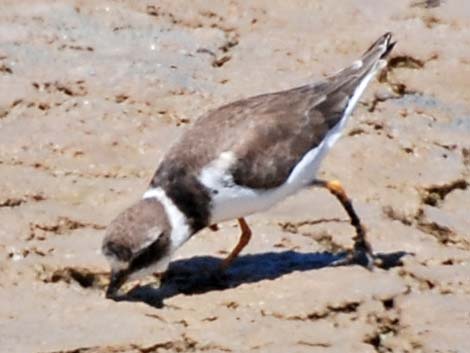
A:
361;32;396;66
338;33;395;74
315;33;396;133
324;32;396;94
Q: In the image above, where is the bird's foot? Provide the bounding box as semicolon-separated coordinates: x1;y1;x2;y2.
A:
333;246;378;270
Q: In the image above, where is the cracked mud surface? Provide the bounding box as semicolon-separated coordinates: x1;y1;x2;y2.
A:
1;1;469;352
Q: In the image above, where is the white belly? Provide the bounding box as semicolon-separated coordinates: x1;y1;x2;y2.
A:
199;123;343;224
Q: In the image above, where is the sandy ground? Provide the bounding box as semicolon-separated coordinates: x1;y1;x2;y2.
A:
1;1;469;352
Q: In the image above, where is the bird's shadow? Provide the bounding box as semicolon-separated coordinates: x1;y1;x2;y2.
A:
116;250;409;308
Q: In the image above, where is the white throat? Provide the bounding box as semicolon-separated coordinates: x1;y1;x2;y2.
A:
143;187;192;251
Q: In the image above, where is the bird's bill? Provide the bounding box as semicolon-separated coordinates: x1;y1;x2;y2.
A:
105;269;128;299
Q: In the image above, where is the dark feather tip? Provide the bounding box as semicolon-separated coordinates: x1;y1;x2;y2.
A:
381;40;397;59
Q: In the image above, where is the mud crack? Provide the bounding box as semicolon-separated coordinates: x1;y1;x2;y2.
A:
0;98;22;119
0;194;46;208
28;217;105;240
398;267;435;291
420;179;468;207
0;157;145;180
196;33;239;68
0;63;13;74
297;341;331;348
369;54;437;112
145;5;240;69
462;148;470;168
279;219;348;252
364;315;400;353
264;301;361;321
411;0;442;9
382;205;470;249
387;56;425;70
415;210;467;248
363;296;406;353
32;80;88;97
38;266;108;290
45;333;231;353
307;231;345;253
279;218;345;234
377;55;425;96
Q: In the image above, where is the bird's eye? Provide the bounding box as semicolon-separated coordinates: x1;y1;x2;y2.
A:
128;232;169;273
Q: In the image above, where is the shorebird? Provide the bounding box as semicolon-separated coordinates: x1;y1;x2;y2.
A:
102;33;395;298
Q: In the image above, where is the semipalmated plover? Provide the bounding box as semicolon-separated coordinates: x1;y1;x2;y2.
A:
103;33;395;298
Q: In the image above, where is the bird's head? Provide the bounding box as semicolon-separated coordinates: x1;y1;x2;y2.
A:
102;198;172;299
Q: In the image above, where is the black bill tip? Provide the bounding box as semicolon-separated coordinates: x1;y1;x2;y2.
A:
105;269;128;300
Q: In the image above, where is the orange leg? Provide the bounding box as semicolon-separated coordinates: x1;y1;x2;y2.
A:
220;218;252;270
313;179;374;268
